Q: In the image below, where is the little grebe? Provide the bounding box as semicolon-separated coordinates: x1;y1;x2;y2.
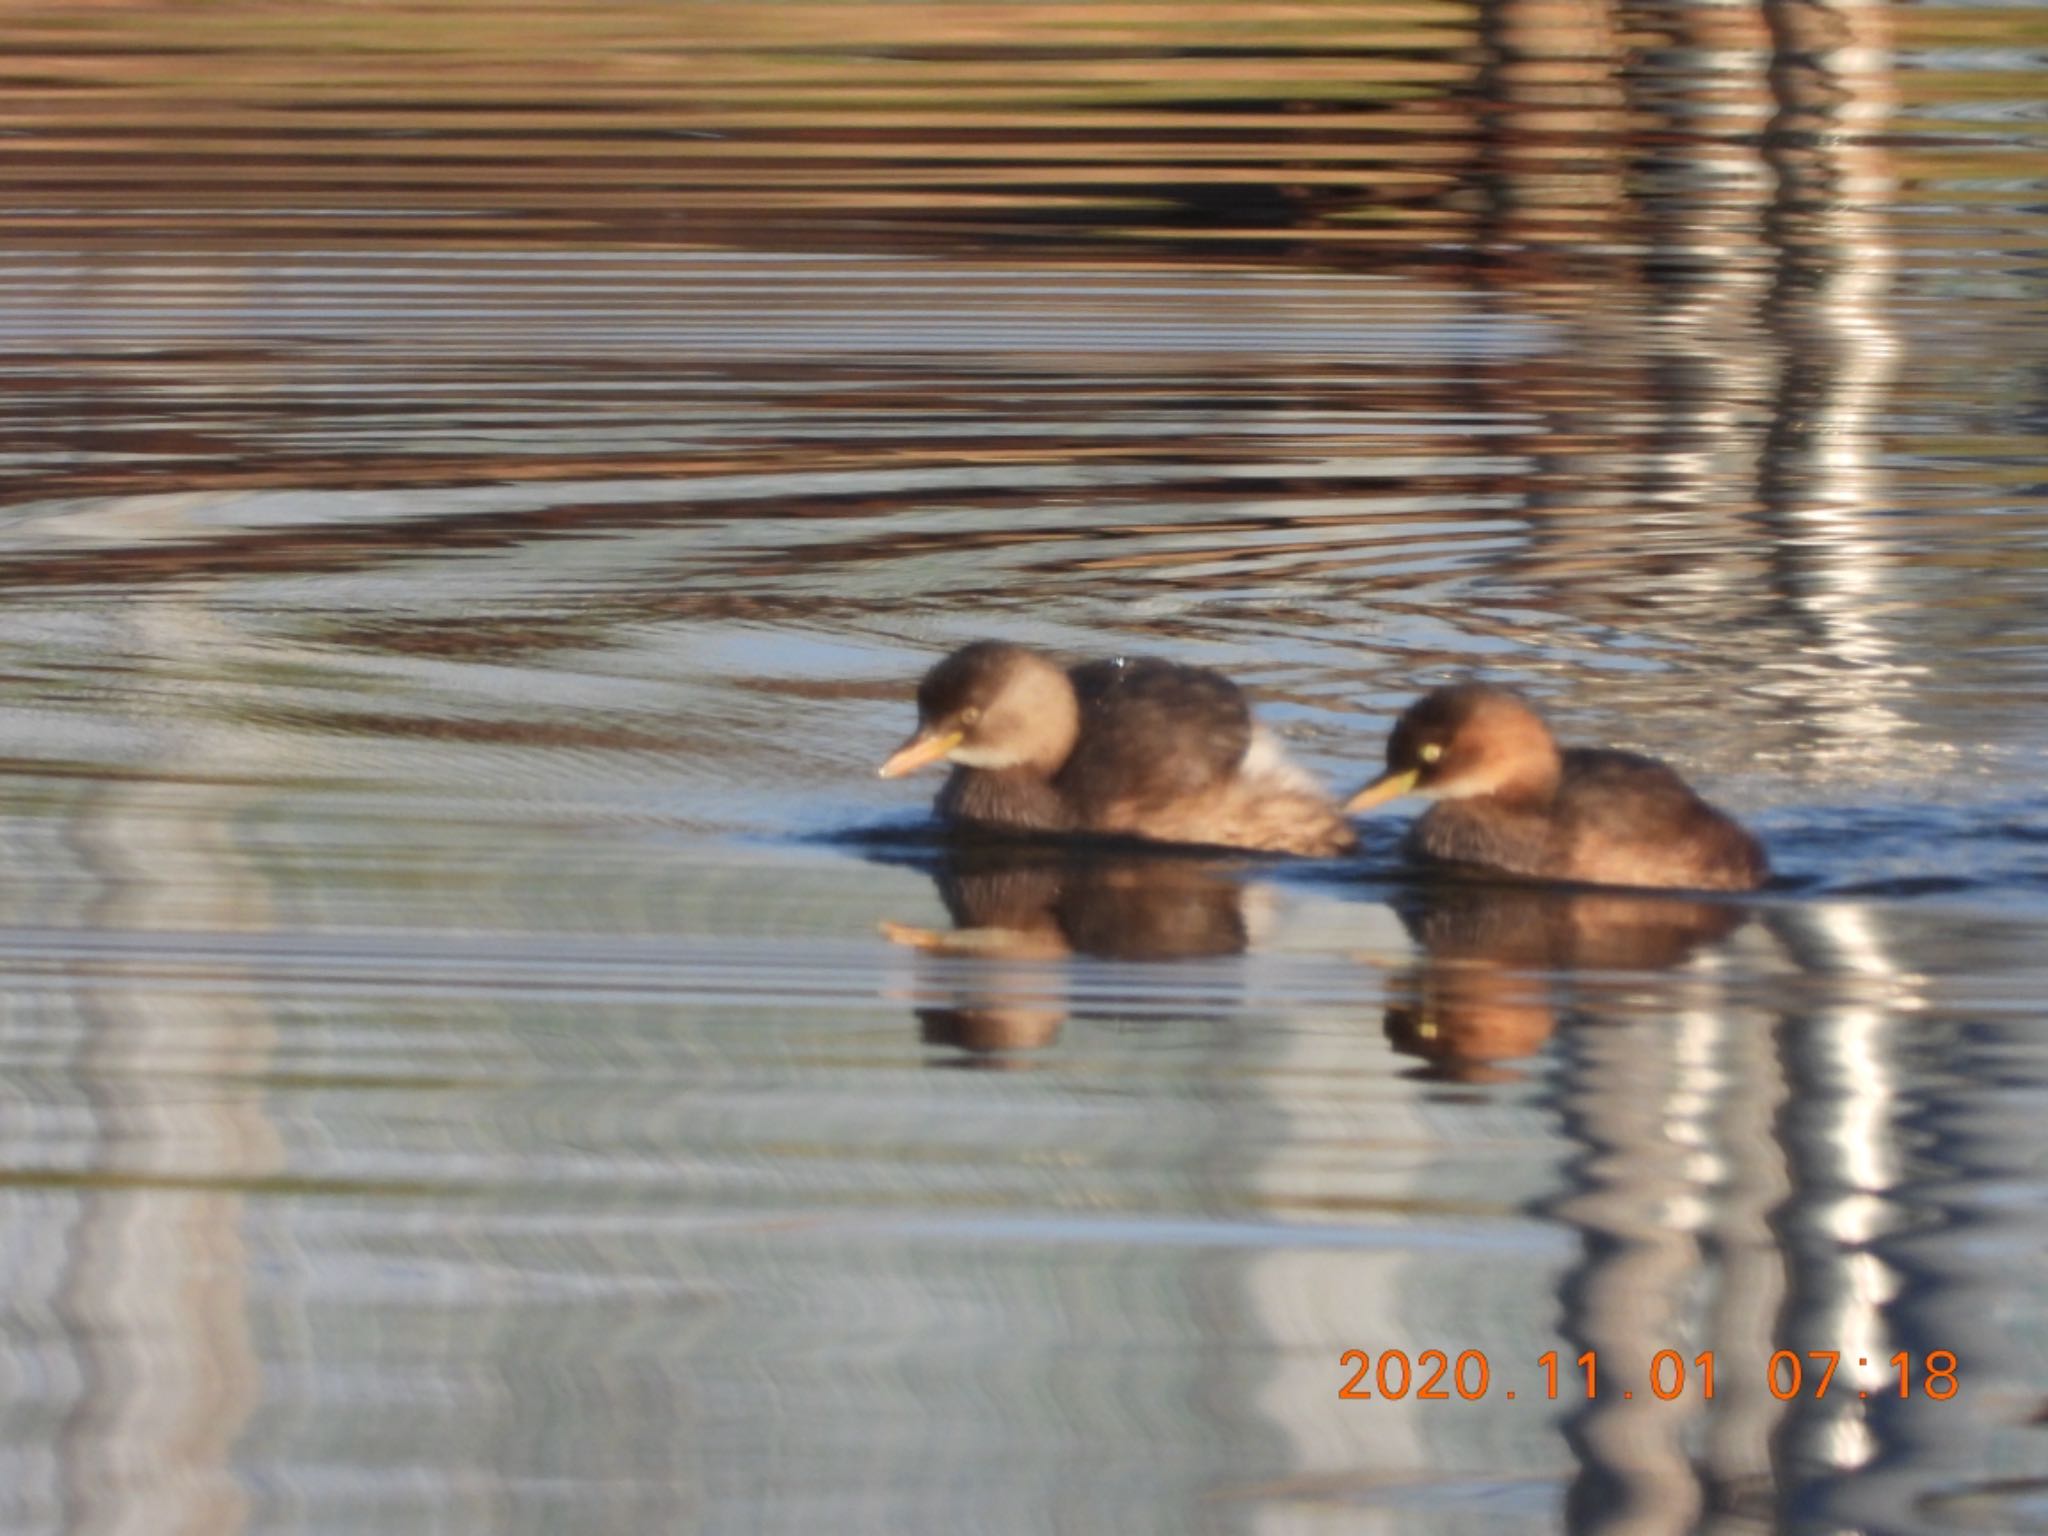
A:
879;641;1356;857
1346;683;1768;891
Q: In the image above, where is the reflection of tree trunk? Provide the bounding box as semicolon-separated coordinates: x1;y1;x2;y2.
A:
1762;0;1898;503
1757;0;1905;757
1552;1011;1704;1536
1692;997;1793;1536
1628;0;1778;610
55;567;278;1536
1468;0;1902;702
1550;994;1797;1536
1757;907;2018;1533
1766;908;1899;1504
1474;0;1630;287
1539;9;1904;1516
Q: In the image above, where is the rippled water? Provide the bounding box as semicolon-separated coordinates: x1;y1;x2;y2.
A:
2;3;2047;1533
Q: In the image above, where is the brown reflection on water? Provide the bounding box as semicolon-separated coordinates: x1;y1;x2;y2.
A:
0;0;1956;271
0;0;1910;615
3;0;1474;256
0;0;1921;794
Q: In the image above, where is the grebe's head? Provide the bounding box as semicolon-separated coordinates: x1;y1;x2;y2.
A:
1345;684;1561;813
878;642;1080;780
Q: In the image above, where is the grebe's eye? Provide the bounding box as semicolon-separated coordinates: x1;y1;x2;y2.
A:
1419;742;1443;764
960;707;982;726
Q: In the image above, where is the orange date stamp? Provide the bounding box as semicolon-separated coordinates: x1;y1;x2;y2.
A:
1337;1349;1958;1403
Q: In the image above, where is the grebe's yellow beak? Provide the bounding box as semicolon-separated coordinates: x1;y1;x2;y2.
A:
1344;767;1420;814
877;727;963;779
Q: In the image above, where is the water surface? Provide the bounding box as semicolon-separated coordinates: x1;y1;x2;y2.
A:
1;3;2046;1533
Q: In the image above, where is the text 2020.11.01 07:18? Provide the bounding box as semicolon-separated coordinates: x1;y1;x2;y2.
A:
1337;1350;1959;1403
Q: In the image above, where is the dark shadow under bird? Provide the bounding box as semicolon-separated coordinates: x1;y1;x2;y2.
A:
879;843;1253;1056
1382;877;1752;1080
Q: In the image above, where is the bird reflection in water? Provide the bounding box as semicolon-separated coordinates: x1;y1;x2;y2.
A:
1383;880;1751;1082
881;845;1251;1060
